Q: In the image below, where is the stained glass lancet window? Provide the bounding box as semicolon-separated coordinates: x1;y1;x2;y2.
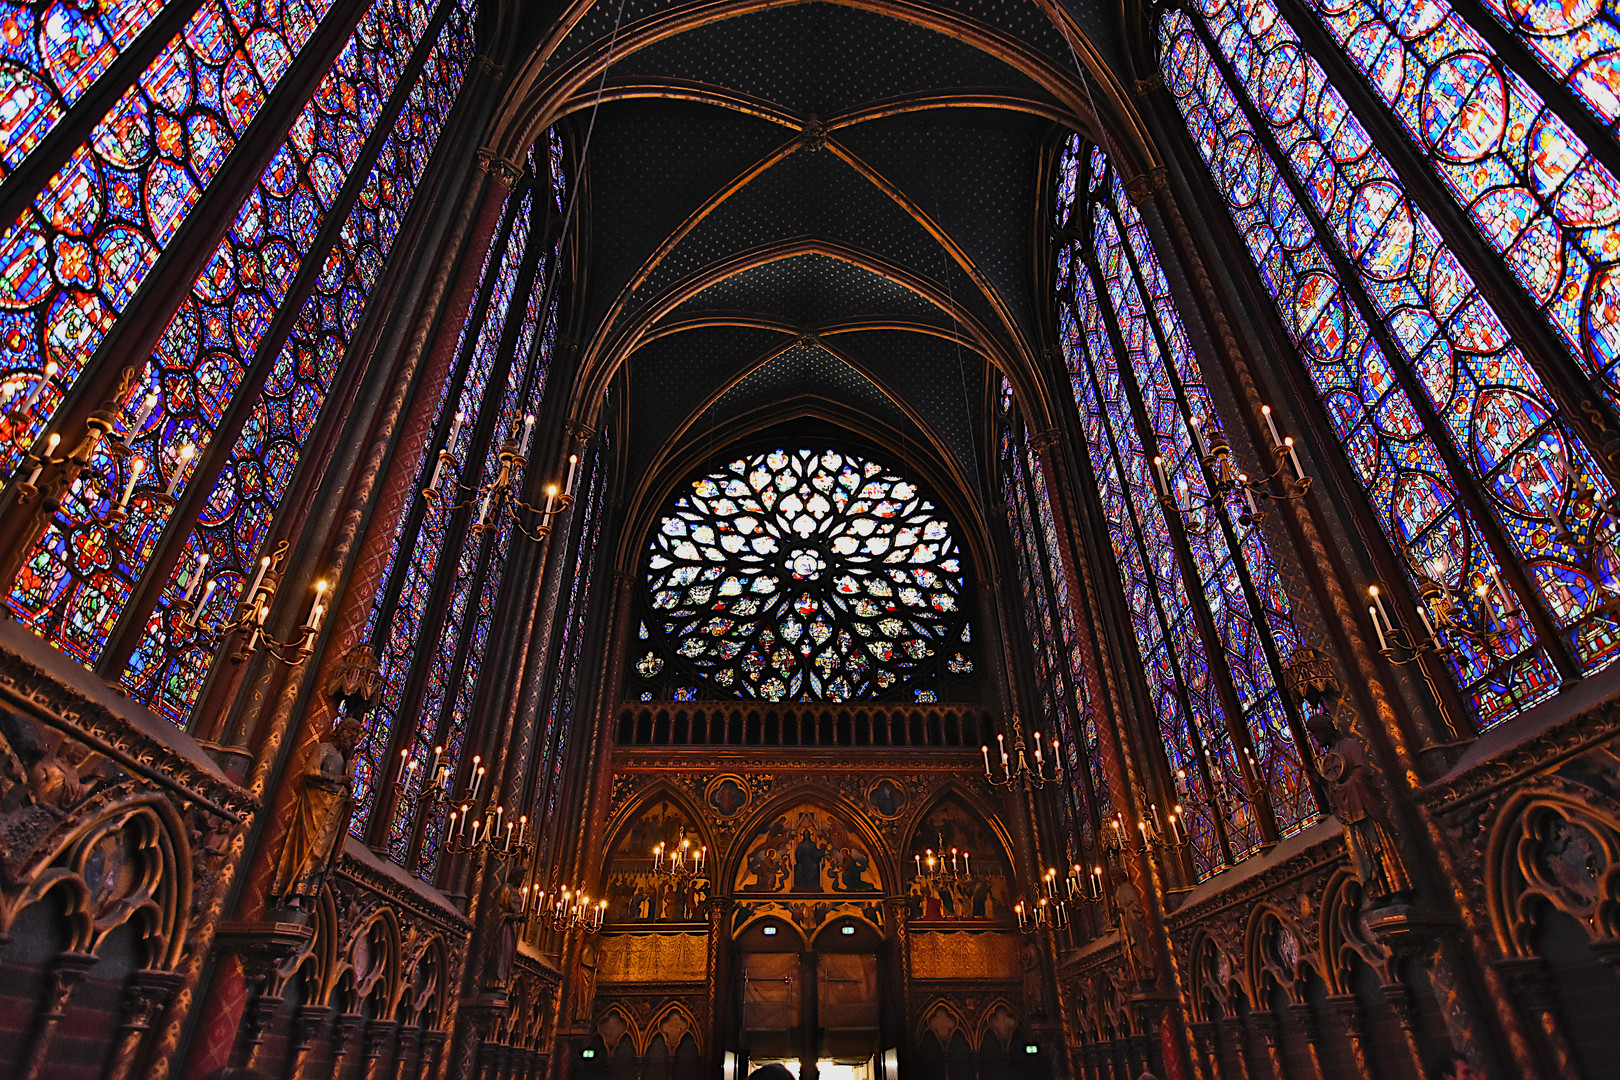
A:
637;447;975;703
0;0;343;470
346;132;567;879
5;0;472;687
1160;0;1620;724
1054;138;1322;878
999;397;1110;855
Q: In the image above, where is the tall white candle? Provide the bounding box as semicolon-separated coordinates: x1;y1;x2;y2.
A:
1190;416;1209;458
17;362;57;417
1370;605;1388;650
246;555;271;601
128;391;158;437
189;580;217;625
1261;404;1281;446
119;458;145;508
183;553;209;602
449;410;464;445
1283;436;1304;479
519;414;535;455
565;453;579;494
306;579;328;630
164;443;194;498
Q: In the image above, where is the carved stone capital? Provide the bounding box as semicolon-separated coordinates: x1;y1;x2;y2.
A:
476;148;524;188
364;1018;401;1059
1028;426;1065;452
1133;75;1164;96
1122;168;1168;206
120;970;183;1032
1494;956;1559;1014
563;419;596;444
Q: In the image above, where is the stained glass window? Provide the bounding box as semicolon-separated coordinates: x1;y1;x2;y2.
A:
7;0;460;674
1162;0;1620;724
1001;415;1110;854
1055;138;1322;878
637;447;975;703
0;0;340;473
347;130;568;878
538;445;606;864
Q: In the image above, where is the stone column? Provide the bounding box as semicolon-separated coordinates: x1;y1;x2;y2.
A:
1186;1021;1218;1080
104;968;183;1080
1496;956;1581;1080
1325;995;1374;1080
1287;1001;1327;1080
289;1003;333;1080
365;1018;401;1080
1247;1011;1290;1080
19;951;97;1080
1216;1016;1253;1080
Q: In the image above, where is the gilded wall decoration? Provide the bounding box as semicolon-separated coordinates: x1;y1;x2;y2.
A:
704;775;751;817
866;777;906;819
603;797;710;924
905;800;1014;924
730;896;886;937
597;932;708;983
910;929;1019;979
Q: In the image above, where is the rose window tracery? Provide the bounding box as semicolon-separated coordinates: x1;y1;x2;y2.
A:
638;448;974;701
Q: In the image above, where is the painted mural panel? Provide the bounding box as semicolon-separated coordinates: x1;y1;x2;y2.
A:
603;798;711;925
906;801;1014;924
733;804;882;895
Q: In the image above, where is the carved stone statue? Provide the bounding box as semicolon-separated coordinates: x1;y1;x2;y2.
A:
1307;714;1412;905
271;717;364;909
487;871;523;990
1113;875;1152;980
1019;937;1047;1017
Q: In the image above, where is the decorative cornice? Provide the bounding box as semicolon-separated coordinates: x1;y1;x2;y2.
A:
1163;829;1346;931
1421;696;1620;808
0;637;254;821
334;852;472;932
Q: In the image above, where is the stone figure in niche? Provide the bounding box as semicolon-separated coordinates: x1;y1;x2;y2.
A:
487;868;524;989
869;779;903;818
1020;938;1047;1017
271;716;364;909
1113;875;1151;980
1307;713;1412;906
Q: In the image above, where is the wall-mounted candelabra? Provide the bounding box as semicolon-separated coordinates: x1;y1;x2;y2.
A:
914;831;973;888
422;410;582;541
1366;556;1524;666
982;715;1062;789
526;885;605;934
1151;406;1310;530
653;829;707;885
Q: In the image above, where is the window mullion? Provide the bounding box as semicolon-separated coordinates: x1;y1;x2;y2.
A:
1080;245;1284;847
95;0;466;680
1103;188;1328;817
0;0;210;224
1067;267;1238;866
1266;0;1620;469
402;204;552;872
1445;0;1620;177
1185;11;1583;683
1017;446;1105;851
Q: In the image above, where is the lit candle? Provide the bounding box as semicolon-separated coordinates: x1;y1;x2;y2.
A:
981;744;991;775
163;443;194;498
449;410;465;445
1368;585;1391;630
504;821;515;851
447;810;458;839
963;851;970;876
25;433;60;485
128;391;159;438
247;555;271;602
543;484;558;517
519;414;535;455
118;457;145;509
431;744;444;778
1033;730;1043;764
182;553;210;603
914;853;922;877
16;362;58;418
1153;455;1169;495
469;755;483;801
493;804;503;839
518;815;528;846
306;579;327;630
1370;605;1388;651
1260;404;1281;447
1490;564;1506;601
951;848;959;873
1190;415;1209;458
1283;436;1304;479
476;485;494;526
565;453;580;494
997;732;1008;767
699;845;707;873
1416;598;1436;638
469;818;481;846
1240;474;1258;517
188;580;218;626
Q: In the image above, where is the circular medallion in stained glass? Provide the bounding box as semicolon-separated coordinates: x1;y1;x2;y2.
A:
641;447;971;701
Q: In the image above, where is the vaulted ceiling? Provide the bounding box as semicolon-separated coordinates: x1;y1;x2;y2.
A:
488;0;1137;514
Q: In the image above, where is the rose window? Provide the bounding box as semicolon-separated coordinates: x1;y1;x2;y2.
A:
638;448;974;701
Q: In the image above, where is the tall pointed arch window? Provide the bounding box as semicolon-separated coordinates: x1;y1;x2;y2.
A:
999;395;1111;858
1054;139;1324;879
635;447;976;703
1160;0;1620;724
345;134;567;879
2;0;478;720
